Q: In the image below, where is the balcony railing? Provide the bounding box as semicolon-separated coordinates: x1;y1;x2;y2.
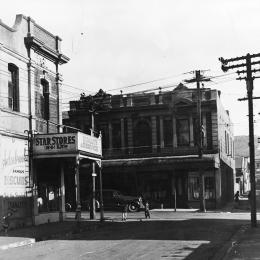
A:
102;145;218;159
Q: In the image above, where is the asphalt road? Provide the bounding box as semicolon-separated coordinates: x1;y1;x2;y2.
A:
0;210;254;260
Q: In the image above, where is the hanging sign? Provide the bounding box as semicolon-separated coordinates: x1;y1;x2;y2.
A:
33;132;102;157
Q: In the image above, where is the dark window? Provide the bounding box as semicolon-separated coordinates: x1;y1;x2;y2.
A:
156;116;160;151
206;112;212;149
204;177;215;199
41;78;50;121
163;117;173;147
124;118;128;150
112;119;121;148
133;118;152;153
177;119;190;146
99;123;109;149
8;63;19;111
193;117;198;146
188;176;200;200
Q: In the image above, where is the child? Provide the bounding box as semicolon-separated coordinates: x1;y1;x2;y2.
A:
144;201;150;219
122;203;128;221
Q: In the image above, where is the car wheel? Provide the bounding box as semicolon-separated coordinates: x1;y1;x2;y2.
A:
128;203;138;212
65;203;72;212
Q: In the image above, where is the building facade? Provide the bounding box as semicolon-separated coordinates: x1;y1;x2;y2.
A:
0;15;72;227
235;156;250;195
64;84;235;209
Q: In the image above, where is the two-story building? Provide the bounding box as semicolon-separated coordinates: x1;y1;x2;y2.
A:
64;83;235;209
0;15;82;227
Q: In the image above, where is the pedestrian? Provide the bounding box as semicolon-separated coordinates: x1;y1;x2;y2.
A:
122;203;128;221
234;191;239;202
144;201;150;219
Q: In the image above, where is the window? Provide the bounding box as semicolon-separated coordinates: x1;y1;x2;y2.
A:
188;176;200;200
204;177;215;199
177;119;190;146
8;63;19;111
41;78;50;121
112;119;121;149
188;175;215;200
99;123;109;149
164;117;173;147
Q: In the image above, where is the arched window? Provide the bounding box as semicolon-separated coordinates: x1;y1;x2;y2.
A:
8;63;19;111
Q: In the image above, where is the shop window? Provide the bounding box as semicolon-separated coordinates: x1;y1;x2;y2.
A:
204;176;215;199
8;63;19;111
177;119;190;146
38;184;60;213
188;176;200;200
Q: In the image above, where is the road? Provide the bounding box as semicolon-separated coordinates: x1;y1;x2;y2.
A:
0;210;255;260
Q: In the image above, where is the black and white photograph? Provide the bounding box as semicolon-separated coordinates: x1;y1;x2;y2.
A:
0;0;260;259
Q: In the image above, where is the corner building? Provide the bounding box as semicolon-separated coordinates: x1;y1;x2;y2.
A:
65;84;235;209
0;15;100;227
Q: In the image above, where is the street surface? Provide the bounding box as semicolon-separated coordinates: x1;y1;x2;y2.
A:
0;210;256;260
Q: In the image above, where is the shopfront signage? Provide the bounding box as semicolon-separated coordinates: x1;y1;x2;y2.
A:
33;132;102;157
0;135;29;197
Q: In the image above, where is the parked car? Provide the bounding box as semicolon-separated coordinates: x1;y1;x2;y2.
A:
83;189;144;212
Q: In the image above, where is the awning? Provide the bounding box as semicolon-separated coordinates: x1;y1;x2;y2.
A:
103;154;220;169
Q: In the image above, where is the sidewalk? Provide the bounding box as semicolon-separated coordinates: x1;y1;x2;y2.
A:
223;223;260;259
0;219;101;251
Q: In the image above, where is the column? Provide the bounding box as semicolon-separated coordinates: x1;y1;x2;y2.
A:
189;115;194;147
59;162;65;221
172;115;177;148
127;118;133;154
74;156;81;221
151;116;157;152
121;118;125;151
32;162;38;225
160;116;164;149
202;113;207;147
108;121;113;153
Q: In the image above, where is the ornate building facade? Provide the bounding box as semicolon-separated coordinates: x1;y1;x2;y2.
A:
0;15;70;227
64;84;235;209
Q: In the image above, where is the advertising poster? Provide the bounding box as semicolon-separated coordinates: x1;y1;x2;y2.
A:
0;135;29;197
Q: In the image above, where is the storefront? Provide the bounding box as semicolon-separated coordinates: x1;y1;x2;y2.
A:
103;154;221;209
33;132;102;225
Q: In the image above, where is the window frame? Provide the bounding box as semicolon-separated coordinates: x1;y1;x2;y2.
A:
8;63;19;112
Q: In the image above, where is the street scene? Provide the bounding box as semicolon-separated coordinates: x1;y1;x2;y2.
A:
0;210;256;259
1;0;260;259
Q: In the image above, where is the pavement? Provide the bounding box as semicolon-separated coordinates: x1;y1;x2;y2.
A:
0;203;259;259
0;219;101;251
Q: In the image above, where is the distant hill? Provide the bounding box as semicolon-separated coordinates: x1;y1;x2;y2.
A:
235;135;260;158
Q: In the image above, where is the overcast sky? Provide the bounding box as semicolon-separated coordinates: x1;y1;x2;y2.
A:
2;0;260;136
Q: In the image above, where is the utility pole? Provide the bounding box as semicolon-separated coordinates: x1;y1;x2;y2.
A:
185;70;210;212
219;53;260;228
90;111;96;220
80;89;111;220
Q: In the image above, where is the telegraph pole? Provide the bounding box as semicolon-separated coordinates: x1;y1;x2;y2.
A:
185;70;210;212
219;53;260;227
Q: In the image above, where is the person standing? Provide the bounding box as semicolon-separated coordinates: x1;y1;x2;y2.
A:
234;191;239;202
122;203;128;221
144;201;150;219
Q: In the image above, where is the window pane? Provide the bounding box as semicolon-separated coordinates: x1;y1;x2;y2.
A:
164;117;173;147
204;177;215;199
188;176;200;200
8;64;19;111
177;119;190;146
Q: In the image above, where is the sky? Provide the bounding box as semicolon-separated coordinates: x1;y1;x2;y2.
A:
2;0;260;136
